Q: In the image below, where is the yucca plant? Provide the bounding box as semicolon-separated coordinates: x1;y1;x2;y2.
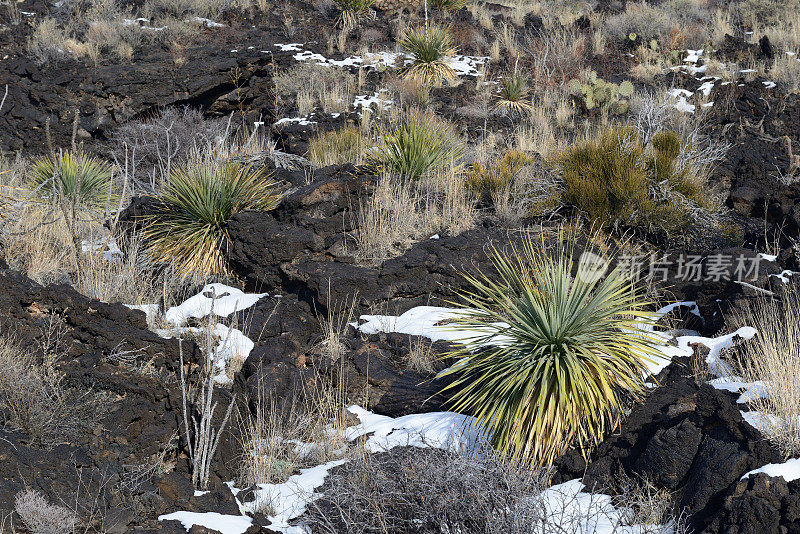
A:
439;234;660;467
371;110;463;179
400;25;457;85
333;0;374;28
144;161;279;278
492;73;533;115
29;151;114;211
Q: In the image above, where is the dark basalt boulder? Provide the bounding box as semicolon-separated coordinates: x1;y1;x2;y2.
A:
703;472;800;534
0;267;199;368
554;358;781;531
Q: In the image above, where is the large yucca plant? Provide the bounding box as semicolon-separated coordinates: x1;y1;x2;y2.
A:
400;25;457;85
144;161;279;278
371;110;463;179
29;151;114;211
439;234;660;467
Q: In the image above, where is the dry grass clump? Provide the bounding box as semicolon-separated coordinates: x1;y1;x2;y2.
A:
275;64;355;117
730;295;800;458
525;23;587;88
606;0;710;49
356;165;475;262
309;126;367;167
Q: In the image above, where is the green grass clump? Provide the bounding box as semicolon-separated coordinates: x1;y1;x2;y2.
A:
430;0;467;10
308;126;366;167
465;149;532;197
144;161;279;278
29;152;114;211
372;110;463;179
440;233;659;467
400;25;457;86
550;127;717;240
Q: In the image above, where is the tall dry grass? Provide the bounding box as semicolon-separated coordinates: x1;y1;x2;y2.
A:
730;295;800;458
356;166;475;262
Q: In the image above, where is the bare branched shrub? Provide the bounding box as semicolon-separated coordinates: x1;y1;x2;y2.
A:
305;446;548;534
14;489;76;534
0;325;102;448
730;295;800;458
110;107;227;192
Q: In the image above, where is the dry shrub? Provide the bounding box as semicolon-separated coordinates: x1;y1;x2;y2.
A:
0;326;103;448
304;446;547;534
525;24;587;88
110;107;228;192
14;489;76;534
730;295;800;458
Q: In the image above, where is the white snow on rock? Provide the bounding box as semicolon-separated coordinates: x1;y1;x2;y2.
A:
345;405;485;453
274;116;317;126
158;512;252;534
537;479;677;534
740;410;783;434
241;459;348;532
165;283;266;325
277;43;488;77
742;458;800;483
708;377;766;403
356;306;474;342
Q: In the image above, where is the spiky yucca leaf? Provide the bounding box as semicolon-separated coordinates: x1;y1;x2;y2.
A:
371;110;463;179
29;152;114;210
439;234;660;467
144;162;279;278
400;25;457;85
492;73;533;114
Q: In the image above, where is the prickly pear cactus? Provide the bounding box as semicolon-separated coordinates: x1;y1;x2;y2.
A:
568;71;635;115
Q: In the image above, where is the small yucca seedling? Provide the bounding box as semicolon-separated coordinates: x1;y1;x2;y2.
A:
400;25;457;86
439;233;660;467
29;151;114;210
371;110;463;179
333;0;374;27
492;73;533;115
144;162;279;278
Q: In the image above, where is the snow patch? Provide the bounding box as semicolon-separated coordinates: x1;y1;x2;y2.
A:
158;511;252;534
165;284;266;325
742;458;800;483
